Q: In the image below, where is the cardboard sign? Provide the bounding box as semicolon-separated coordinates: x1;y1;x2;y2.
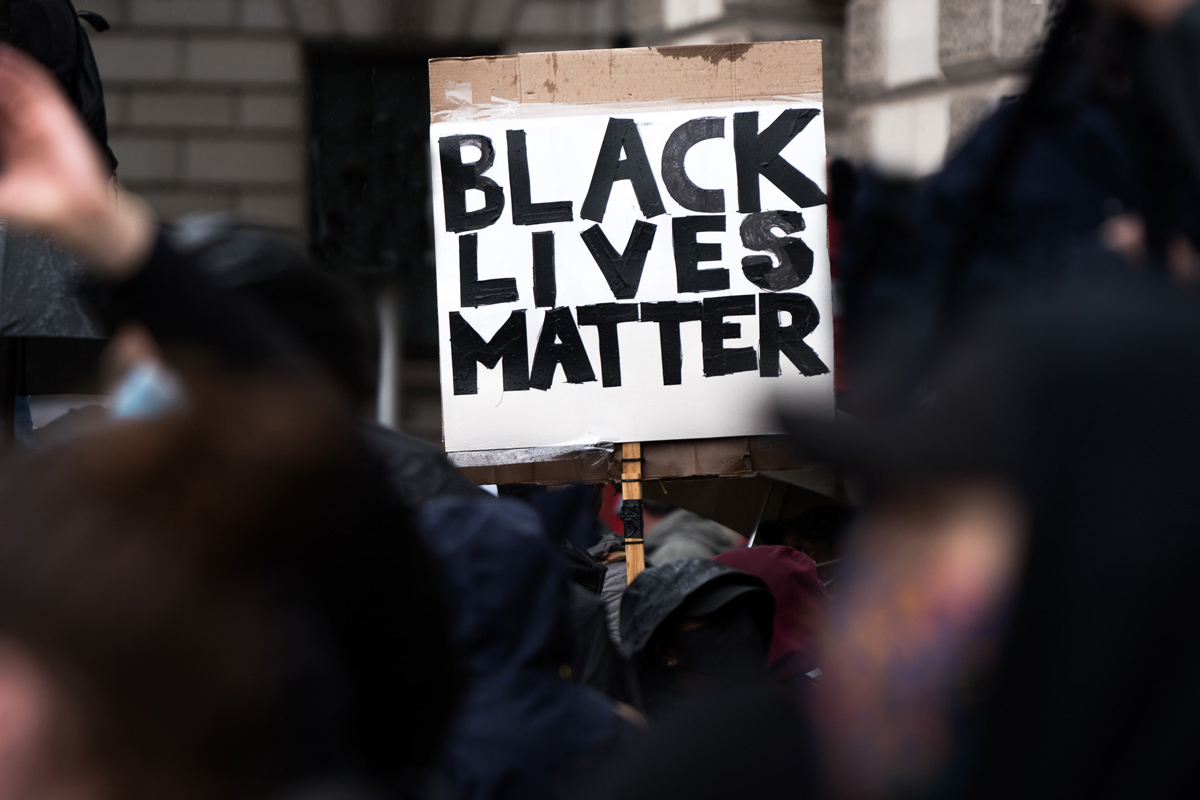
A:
430;42;834;454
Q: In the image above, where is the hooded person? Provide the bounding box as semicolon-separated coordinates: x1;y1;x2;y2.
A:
643;504;745;565
419;496;631;800
713;546;829;684
784;278;1200;798
619;559;775;718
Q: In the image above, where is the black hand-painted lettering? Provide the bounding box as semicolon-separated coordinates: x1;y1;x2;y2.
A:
449;310;531;395
674;216;729;294
507;129;573;225
529;307;597;390
740;210;814;291
459;233;518;308
641;301;703;386
581;221;657;300
733;110;827;213
702;295;758;377
577;303;640;387
581;118;666;223
439;134;506;233
662;117;726;213
759;293;829;377
532;231;557;308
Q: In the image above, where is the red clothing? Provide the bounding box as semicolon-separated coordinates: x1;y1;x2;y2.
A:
714;546;828;680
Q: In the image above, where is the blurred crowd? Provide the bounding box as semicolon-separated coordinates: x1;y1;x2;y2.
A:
6;0;1200;799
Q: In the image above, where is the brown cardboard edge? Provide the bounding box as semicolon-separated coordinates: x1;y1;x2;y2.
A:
429;40;822;116
456;435;817;486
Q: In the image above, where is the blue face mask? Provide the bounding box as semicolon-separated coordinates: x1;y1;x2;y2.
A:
110;362;186;420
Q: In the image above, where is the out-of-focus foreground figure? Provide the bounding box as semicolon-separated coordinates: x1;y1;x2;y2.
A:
789;283;1200;798
0;44;460;800
0;367;341;800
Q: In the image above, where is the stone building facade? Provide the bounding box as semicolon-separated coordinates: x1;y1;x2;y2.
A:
85;0;855;235
79;0;1048;439
843;0;1048;174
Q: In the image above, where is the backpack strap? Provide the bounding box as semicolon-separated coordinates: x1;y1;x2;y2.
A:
77;10;110;32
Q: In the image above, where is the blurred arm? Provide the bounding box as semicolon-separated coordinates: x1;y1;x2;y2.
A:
0;46;298;368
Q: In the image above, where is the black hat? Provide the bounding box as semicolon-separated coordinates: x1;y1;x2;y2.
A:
620;558;775;658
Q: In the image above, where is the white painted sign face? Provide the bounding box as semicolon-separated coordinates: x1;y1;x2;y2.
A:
430;101;835;452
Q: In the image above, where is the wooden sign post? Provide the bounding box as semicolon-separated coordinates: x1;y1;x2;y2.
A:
621;442;645;581
428;42;836;552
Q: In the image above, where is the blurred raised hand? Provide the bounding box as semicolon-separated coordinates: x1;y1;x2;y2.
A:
0;45;154;279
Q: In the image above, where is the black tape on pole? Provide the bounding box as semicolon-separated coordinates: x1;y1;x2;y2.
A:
532;231;557;308
507;129;574;225
581;118;666;223
759;292;829;377
578;303;640;387
581;221;657;300
733;110;827;213
621;499;644;542
702;295;758;377
740;210;813;291
641;301;703;385
449;310;531;395
439;134;506;233
459;233;519;307
662;117;726;213
530;307;597;390
673;215;729;294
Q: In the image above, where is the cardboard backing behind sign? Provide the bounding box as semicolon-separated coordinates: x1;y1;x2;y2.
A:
430;42;822;118
430;41;830;484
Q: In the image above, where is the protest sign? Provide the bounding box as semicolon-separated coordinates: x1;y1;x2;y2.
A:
429;42;834;462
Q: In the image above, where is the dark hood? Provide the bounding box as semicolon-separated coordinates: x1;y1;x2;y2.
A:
619;558;775;659
421;497;575;677
359;422;484;508
419;498;625;800
715;546;828;679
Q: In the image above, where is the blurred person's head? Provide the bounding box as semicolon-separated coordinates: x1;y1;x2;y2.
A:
620;559;774;717
755;505;853;564
0;368;349;800
787;283;1200;798
166;215;379;413
641;499;674;533
498;483;605;550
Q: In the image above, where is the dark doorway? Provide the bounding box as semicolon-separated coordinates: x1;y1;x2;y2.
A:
307;45;495;439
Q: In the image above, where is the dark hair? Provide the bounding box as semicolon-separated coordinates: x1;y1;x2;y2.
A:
167;216;380;405
0;366;356;800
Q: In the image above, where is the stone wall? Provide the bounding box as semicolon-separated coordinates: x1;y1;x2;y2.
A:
843;0;1047;173
84;0;398;235
88;0;855;229
78;0;1044;441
